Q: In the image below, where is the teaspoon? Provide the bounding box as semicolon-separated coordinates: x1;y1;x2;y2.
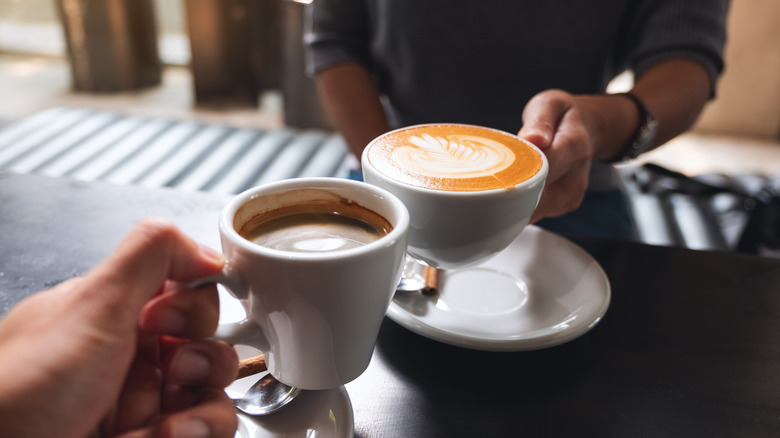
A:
231;354;303;416
232;373;303;416
396;265;439;294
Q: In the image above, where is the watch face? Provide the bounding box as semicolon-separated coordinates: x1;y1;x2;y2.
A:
636;116;658;152
624;92;657;160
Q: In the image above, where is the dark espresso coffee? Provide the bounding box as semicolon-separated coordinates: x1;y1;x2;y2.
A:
238;199;393;253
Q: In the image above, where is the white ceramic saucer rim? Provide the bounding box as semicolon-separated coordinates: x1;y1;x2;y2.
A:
386;226;611;352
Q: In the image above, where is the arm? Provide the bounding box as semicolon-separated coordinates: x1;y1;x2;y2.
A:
304;0;385;159
315;62;391;159
593;57;712;161
520;57;713;221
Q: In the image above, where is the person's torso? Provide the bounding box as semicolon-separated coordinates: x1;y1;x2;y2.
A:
365;0;633;133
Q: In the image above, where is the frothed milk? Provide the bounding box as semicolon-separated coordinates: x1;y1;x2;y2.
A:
362;123;548;269
365;124;543;192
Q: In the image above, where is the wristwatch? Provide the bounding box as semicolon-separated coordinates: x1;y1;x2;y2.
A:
610;92;658;162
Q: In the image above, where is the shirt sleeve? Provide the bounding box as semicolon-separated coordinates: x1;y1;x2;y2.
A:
303;0;372;77
626;0;729;94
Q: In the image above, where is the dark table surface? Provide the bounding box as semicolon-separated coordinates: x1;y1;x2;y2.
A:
2;171;779;437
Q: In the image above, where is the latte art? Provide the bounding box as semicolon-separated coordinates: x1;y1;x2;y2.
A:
402;133;515;179
366;124;543;192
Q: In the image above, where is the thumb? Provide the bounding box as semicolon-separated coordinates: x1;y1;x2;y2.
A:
518;89;574;150
78;218;224;331
518;124;552;151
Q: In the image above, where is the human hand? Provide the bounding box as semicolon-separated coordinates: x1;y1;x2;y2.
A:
518;89;598;223
0;218;238;438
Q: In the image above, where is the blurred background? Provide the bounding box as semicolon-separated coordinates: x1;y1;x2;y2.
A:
0;0;329;130
0;0;778;254
1;0;778;174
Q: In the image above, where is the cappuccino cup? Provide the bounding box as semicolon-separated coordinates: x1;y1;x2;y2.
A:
196;178;409;390
362;123;547;270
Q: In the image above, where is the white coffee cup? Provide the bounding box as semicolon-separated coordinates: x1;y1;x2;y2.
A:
197;178;409;390
362;123;548;270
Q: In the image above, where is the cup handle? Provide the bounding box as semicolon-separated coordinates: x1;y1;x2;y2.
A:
189;265;270;351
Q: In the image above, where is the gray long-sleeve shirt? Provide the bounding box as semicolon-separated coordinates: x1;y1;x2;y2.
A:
305;0;728;189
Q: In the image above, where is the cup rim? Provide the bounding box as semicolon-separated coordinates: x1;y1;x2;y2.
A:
220;177;410;260
362;123;549;197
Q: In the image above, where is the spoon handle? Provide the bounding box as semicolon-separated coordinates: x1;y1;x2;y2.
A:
237;354;267;379
422;266;439;295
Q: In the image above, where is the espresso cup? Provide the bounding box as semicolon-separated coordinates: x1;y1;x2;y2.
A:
197;178;409;390
362;123;548;270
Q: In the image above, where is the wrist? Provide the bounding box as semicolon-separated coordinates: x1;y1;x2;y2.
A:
575;94;640;162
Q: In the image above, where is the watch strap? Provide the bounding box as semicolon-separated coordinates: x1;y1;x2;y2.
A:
609;92;658;163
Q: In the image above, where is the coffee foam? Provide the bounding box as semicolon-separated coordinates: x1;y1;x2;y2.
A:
236;196;393;253
243;212;385;253
366;124;543;192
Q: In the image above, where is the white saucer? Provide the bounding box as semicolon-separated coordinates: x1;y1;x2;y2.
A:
388;225;610;351
228;346;354;438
